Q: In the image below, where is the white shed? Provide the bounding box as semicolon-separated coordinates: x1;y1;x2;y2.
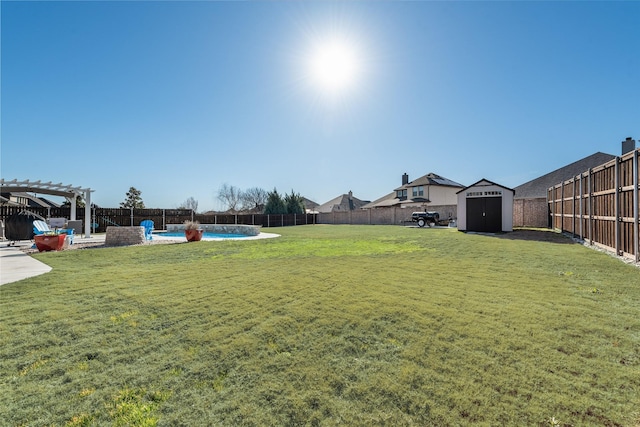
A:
456;179;514;232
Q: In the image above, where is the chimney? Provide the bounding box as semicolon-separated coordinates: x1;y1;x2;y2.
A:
402;173;409;186
622;137;636;155
348;190;353;200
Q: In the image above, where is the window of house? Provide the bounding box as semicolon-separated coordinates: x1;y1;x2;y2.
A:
412;186;424;197
396;189;407;198
484;191;502;196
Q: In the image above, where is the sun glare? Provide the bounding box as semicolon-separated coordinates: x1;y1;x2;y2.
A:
307;37;361;96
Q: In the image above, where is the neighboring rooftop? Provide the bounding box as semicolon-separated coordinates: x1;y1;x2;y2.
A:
513;152;616;199
302;197;319;213
363;172;465;209
0;192;61;208
316;191;370;213
394;172;465;191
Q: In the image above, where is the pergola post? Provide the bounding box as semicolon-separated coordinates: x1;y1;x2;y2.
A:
84;189;92;238
70;195;77;221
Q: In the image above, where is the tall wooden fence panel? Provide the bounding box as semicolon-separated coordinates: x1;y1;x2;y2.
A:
548;148;639;262
317;205;458;226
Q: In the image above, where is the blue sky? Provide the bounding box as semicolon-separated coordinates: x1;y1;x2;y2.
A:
2;1;638;211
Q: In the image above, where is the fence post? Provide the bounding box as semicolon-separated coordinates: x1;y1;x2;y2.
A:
634;149;639;262
131;207;134;226
572;178;576;236
579;174;583;239
163;209;166;231
588;169;593;244
548;188;552;229
560;182;564;232
615;158;621;255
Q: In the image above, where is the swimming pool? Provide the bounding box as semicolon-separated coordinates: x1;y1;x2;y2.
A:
159;231;248;239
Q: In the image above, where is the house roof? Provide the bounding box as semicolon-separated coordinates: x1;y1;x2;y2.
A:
513;152;616;199
1;192;61;208
394;172;464;191
317;192;370;213
0;195;22;206
301;197;319;209
361;192;398;209
457;178;515;194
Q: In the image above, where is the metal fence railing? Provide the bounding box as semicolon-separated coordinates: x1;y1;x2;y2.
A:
0;206;317;233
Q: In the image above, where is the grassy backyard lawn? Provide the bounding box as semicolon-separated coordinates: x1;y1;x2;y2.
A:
1;225;639;426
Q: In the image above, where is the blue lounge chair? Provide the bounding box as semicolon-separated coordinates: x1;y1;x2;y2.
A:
140;219;154;240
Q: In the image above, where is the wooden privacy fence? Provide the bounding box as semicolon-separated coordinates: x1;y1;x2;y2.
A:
317;205;459;226
0;206;316;233
548;148;639;262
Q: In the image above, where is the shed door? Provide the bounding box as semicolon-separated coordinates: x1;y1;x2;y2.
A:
466;197;502;232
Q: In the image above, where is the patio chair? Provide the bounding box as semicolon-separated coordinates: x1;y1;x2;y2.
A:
33;220;52;235
60;228;75;245
140;219;154;240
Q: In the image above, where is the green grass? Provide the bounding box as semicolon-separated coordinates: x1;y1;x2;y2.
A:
1;225;639;426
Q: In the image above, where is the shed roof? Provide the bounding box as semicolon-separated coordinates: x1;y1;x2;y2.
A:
457;179;515;194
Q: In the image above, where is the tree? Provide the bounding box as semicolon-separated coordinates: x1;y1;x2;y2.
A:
284;190;305;214
241;187;267;212
178;196;199;212
217;183;242;213
263;188;286;214
120;187;145;208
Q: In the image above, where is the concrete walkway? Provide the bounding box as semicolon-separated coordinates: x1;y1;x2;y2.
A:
0;243;52;286
0;235;107;286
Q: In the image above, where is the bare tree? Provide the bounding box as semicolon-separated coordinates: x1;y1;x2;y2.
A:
178;196;199;212
217;183;242;212
241;187;267;212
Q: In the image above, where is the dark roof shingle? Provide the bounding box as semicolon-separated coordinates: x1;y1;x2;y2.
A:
514;152;616;199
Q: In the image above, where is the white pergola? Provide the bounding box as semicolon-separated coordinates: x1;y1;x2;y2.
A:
0;179;94;238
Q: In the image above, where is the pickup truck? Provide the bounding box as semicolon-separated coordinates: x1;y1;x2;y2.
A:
411;211;440;227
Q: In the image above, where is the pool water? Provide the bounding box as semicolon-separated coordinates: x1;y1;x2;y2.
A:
160;231;248;239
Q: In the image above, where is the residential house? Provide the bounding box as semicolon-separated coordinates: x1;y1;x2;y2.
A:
0;192;61;209
317;191;369;213
363;172;464;220
302;197;320;214
512;152;616;227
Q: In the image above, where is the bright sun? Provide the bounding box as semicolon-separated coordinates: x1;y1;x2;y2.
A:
307;38;360;95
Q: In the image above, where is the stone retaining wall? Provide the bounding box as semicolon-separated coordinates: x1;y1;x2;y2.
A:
105;226;146;246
